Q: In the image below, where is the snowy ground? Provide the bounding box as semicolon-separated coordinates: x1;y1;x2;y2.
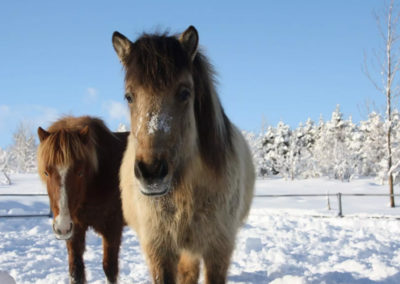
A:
1;174;400;283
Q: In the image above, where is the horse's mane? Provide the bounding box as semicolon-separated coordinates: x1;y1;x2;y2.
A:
124;32;233;174
37;116;110;173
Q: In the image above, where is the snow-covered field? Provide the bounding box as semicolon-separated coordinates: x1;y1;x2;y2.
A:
1;174;400;283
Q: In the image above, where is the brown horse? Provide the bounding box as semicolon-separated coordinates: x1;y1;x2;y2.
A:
37;116;128;284
113;26;255;283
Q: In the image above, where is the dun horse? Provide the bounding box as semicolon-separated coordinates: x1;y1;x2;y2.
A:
37;116;128;284
113;26;255;283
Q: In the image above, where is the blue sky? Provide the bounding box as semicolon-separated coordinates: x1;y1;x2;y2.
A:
0;0;389;148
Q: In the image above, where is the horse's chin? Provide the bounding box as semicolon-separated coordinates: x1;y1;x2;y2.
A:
54;231;73;241
139;182;171;197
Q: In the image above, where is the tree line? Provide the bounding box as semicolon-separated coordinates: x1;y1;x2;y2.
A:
243;105;400;184
1;106;399;186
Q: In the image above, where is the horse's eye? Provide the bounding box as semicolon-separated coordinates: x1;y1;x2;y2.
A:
76;169;84;177
44;171;49;177
178;89;191;102
125;92;134;104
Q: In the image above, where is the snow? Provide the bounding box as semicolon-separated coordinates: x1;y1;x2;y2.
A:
1;174;400;283
147;112;171;134
0;271;16;284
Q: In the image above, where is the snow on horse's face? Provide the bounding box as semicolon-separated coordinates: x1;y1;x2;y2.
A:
113;29;199;196
37;126;95;240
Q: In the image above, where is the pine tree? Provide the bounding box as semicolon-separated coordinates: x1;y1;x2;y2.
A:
117;123;128;132
359;112;386;178
260;126;278;176
295;119;317;179
273;121;292;179
314;105;354;181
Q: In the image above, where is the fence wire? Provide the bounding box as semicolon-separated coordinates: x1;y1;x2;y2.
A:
1;193;400;218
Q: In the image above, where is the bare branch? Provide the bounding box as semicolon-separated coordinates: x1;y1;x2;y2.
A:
363;51;384;93
375;11;387;42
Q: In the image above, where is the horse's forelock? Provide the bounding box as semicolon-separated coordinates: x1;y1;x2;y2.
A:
124;33;191;91
38;129;98;173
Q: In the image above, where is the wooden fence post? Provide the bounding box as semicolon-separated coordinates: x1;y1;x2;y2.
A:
337;193;343;217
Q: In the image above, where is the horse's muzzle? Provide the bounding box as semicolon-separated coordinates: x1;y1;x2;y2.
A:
135;158;171;196
52;221;73;240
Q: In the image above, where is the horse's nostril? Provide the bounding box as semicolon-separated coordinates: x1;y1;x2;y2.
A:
67;222;73;233
135;159;168;182
157;160;168;179
134;161;144;179
53;222;73;236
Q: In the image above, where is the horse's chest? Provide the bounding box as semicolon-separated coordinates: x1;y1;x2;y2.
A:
150;193;216;251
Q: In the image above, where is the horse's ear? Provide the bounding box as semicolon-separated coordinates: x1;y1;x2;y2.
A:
37;127;50;143
179;26;199;61
79;126;90;144
112;31;132;64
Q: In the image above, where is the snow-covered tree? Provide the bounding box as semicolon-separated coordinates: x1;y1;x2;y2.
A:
359;112;386;177
116;123;128;132
246;107;400;182
314;105;355;181
387;110;400;183
0;147;11;185
294;119;317;179
7;123;38;173
0;147;6;169
259;126;278;176
273;121;292;178
242;131;264;177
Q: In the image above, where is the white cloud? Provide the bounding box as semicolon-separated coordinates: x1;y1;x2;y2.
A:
84;87;98;103
105;101;130;122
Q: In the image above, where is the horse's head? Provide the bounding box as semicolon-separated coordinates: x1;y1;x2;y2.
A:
37;124;97;240
112;26;200;196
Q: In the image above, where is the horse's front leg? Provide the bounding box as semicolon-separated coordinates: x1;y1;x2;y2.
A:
177;250;200;284
144;240;179;284
66;224;87;284
102;228;123;284
203;239;234;284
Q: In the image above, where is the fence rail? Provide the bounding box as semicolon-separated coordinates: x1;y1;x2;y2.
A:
1;193;400;218
0;193;48;197
0;193;51;218
254;193;400;197
254;193;400;217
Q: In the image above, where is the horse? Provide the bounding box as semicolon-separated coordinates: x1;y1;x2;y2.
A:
112;26;255;284
37;116;128;284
